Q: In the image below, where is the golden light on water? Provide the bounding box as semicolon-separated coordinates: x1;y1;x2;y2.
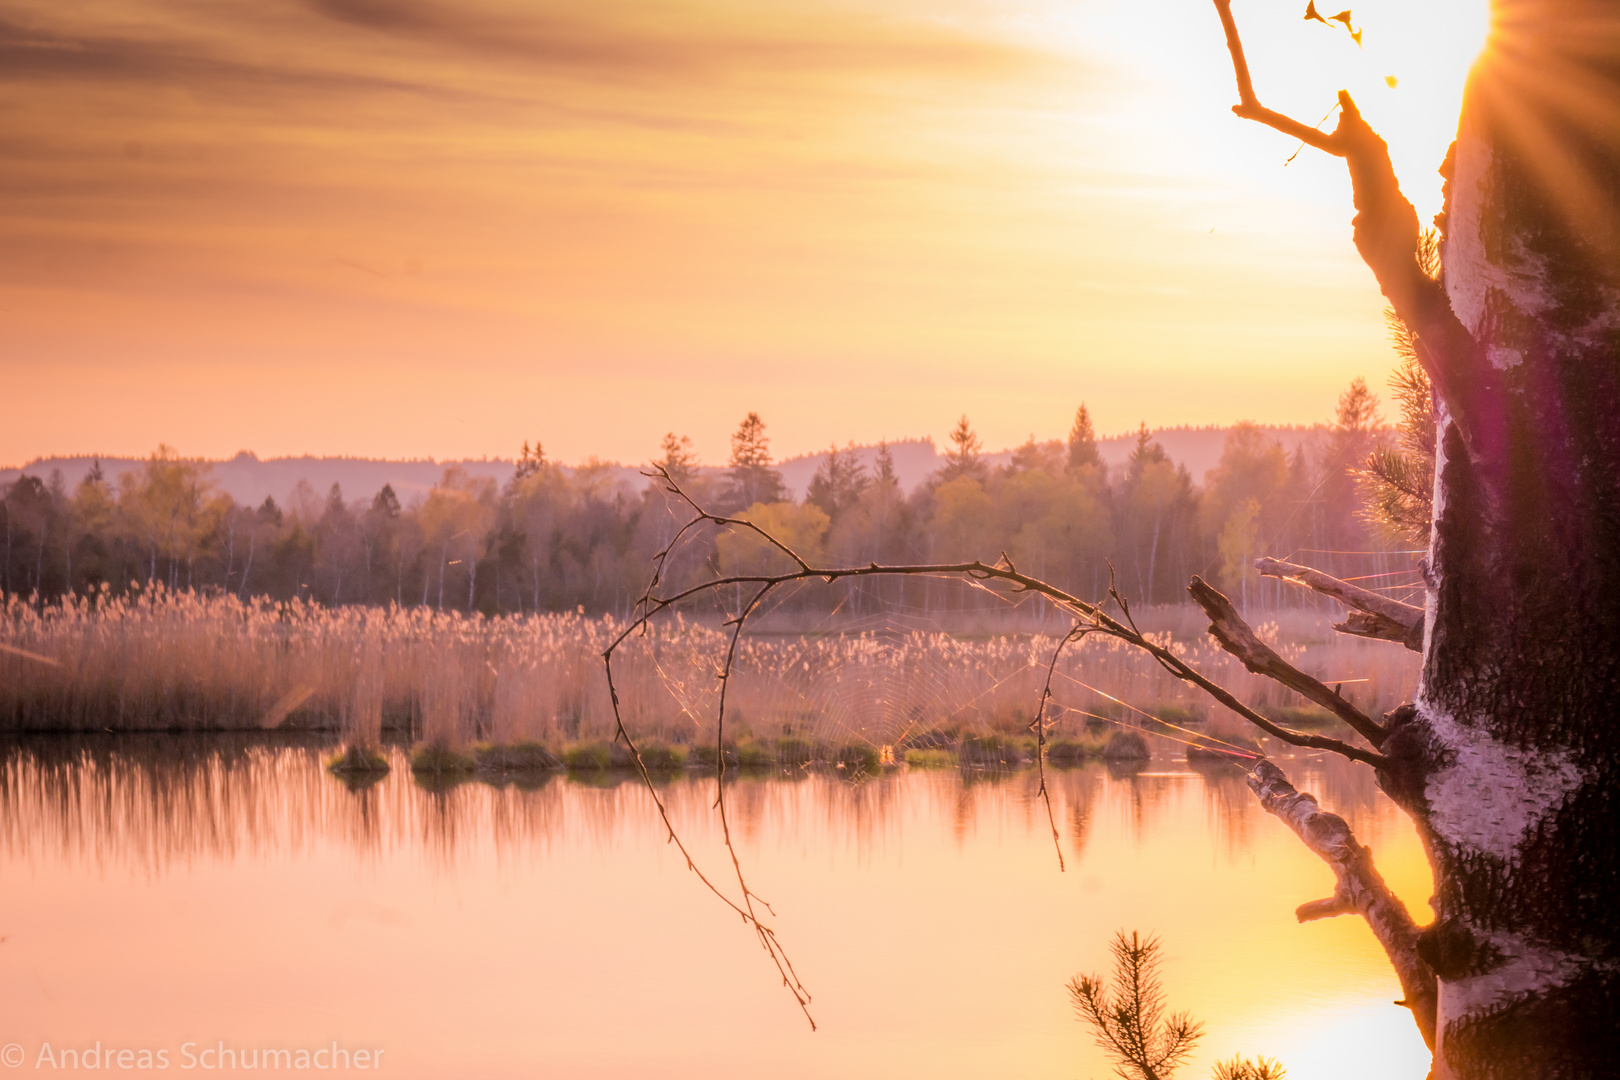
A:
2;746;1433;1079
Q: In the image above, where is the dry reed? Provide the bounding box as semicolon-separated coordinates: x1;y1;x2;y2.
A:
1;588;1420;753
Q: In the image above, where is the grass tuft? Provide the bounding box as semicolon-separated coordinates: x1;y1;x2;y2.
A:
411;744;476;774
1046;736;1107;765
960;734;1026;768
774;737;817;765
634;742;687;771
1151;704;1207;728
687;742;738;768
1263;705;1339;730
834;744;882;773
563;742;613;771
1185;731;1263;764
475;742;561;772
1101;730;1151;761
327;744;390;775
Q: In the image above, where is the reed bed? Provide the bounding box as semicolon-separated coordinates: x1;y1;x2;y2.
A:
1;588;1420;756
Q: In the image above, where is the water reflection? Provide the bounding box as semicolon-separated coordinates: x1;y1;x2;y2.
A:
1;735;1433;1080
0;735;1412;871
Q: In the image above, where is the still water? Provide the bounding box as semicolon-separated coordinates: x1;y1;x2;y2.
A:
1;736;1432;1078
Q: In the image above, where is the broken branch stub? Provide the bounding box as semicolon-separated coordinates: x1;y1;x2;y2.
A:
1246;758;1437;1049
1253;557;1424;651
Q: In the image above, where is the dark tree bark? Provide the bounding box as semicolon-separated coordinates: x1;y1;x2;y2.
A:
1209;2;1620;1075
1400;5;1620;1072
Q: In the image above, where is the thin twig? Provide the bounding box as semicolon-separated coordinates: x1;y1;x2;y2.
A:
1032;622;1090;872
607;501;815;1028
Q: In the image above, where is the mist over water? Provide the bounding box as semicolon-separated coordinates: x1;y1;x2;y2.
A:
1;736;1430;1078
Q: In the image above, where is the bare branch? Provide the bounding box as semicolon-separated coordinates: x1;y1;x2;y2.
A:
1213;0;1344;152
606;469;1407;1028
1033;623;1090;873
1188;576;1387;747
1254;557;1424;651
1211;0;1490;453
603;655;816;1028
628;473;1392;767
605;480;816;1029
1247;758;1437;1049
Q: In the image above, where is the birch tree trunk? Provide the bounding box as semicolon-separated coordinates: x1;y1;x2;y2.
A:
1387;6;1620;1072
1210;1;1620;1072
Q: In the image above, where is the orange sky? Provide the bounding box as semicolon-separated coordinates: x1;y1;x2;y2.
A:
0;0;1489;468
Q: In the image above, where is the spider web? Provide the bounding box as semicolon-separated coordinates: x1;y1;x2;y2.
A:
637;573;1090;752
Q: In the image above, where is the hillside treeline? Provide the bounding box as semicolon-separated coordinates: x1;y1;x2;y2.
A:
0;383;1416;616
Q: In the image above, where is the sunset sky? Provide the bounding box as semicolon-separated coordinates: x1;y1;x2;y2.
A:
2;0;1489;468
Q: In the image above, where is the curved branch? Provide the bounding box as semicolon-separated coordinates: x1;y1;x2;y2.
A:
620;471;1393;769
603;646;816;1028
1213;0;1342;152
607;470;1401;1028
1213;0;1345;152
1247;759;1437;1049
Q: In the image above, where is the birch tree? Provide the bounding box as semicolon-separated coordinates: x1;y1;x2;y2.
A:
1205;0;1620;1073
600;5;1620;1072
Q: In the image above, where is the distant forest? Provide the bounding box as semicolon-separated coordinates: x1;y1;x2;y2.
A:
0;382;1422;616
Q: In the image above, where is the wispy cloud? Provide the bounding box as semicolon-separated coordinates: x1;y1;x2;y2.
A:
0;0;1087;319
0;0;1405;470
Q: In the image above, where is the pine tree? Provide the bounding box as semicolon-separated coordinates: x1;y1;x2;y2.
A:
1126;423;1169;484
657;432;699;484
513;440;546;482
1211;1058;1286;1080
725;412;785;509
873;441;899;488
371;484;400;518
936;415;987;484
1357;312;1436;545
1068;931;1204;1080
1319;378;1384;555
806;444;869;519
1068;404;1102;472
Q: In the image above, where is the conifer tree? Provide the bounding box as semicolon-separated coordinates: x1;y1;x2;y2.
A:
1068;403;1102;472
513;440;546;482
657;432;699;485
806;444;868;519
1069;931;1203;1080
725;412;785;509
936;415;987;484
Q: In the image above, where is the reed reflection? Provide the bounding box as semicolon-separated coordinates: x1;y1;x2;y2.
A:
0;736;1410;881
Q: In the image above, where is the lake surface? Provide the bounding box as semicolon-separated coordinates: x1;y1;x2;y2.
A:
1;736;1432;1078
